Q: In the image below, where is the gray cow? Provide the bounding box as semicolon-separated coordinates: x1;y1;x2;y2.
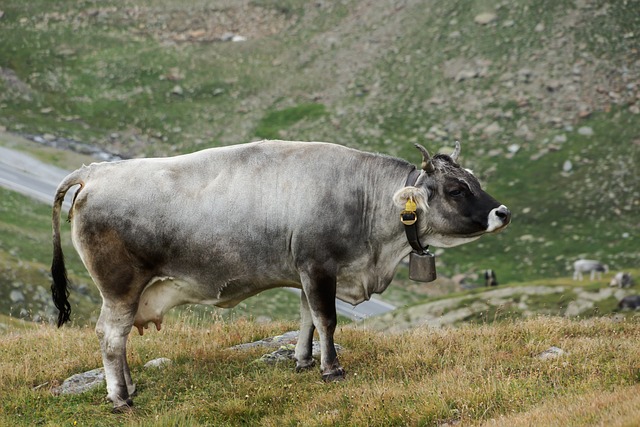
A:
51;140;511;411
572;259;608;281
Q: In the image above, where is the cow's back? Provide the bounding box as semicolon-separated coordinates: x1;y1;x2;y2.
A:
70;140;410;302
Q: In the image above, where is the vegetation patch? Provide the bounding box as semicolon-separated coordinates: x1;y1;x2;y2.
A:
255;103;327;140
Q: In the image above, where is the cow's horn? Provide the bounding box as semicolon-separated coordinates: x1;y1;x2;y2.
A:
450;140;461;162
415;143;435;173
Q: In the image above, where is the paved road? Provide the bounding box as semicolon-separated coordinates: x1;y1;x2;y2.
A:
0;146;74;210
0;144;396;321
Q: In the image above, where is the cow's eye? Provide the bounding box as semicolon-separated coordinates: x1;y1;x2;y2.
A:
448;189;463;197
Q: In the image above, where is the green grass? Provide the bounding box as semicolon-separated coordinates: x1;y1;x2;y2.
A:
255;103;327;140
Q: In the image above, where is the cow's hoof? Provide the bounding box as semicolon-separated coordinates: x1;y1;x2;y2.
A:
111;399;133;414
295;359;316;372
322;367;346;382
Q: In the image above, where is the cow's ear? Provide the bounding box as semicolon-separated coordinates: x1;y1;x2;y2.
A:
393;186;429;210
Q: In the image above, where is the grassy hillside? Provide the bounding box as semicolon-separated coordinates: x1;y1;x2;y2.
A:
2;316;640;425
0;0;637;285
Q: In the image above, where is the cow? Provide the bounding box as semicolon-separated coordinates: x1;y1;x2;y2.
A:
484;269;498;287
572;259;608;281
618;295;640;310
51;140;511;411
609;272;633;288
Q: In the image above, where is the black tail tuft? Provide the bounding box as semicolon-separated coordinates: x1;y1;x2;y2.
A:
51;251;71;327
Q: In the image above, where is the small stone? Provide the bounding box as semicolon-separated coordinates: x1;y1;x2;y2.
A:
474;12;497;25
10;290;24;303
563;160;573;172
553;134;567;143
534;22;545;32
220;32;235;42
144;358;172;369
577;126;593;136
507;143;520;154
170;85;183;96
538;346;566;360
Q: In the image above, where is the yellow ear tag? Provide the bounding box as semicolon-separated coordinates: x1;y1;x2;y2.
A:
405;197;417;212
400;197;418;225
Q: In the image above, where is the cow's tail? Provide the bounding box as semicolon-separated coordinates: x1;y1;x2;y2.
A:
51;168;86;327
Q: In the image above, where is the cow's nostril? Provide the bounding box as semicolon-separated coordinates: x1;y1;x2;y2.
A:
495;206;511;222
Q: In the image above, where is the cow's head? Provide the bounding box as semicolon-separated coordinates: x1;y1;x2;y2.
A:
394;142;511;248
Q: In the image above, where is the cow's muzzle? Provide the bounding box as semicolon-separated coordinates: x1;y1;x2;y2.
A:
487;205;511;232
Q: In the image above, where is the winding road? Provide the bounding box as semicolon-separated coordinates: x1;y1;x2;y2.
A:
0;142;396;321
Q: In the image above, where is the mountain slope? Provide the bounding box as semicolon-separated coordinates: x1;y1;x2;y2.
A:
0;0;637;284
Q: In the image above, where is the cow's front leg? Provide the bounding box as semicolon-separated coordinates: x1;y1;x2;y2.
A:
294;289;316;371
96;300;136;412
299;269;345;381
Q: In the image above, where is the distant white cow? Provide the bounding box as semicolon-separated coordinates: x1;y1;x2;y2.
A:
609;272;633;288
572;259;608;281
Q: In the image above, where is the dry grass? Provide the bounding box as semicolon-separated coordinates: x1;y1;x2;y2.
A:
2;315;640;426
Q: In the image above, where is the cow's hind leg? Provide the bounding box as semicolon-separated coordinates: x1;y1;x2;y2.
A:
96;299;138;412
299;268;345;381
294;289;316;371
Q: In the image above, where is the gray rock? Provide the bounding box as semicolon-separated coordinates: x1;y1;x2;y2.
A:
52;368;105;395
256;341;343;365
578;126;594;136
565;299;593;317
507;144;520;154
144;357;172;369
230;331;342;364
474;12;497;25
538;346;566;360
553;134;567;143
562;160;573;172
10;290;24;303
230;330;300;350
